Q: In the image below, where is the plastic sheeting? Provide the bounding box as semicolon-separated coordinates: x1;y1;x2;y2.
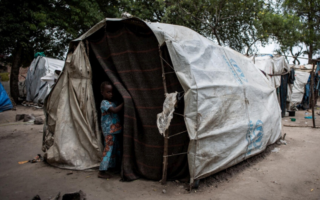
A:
41;72;59;88
48;18;282;181
253;55;290;88
291;71;310;104
25;57;64;104
0;81;13;112
147;21;281;181
157;92;178;135
43;44;103;169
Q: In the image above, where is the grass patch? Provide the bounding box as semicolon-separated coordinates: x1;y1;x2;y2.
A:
0;72;10;82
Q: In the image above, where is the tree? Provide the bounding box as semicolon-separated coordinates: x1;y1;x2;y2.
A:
156;0;271;54
282;0;320;64
0;0;120;102
257;11;303;63
121;0;165;22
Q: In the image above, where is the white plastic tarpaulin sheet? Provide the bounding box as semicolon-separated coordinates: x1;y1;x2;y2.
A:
291;70;310;104
253;55;290;88
157;92;178;135
47;18;282;181
25;56;64;104
147;22;282;181
43;48;102;170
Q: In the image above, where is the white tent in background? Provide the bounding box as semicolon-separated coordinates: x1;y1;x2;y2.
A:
291;70;310;106
24;56;64;106
252;55;290;89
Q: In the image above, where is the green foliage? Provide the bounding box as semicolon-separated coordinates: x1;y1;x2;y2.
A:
155;0;271;54
0;0;121;65
280;0;320;63
120;0;165;22
258;11;303;61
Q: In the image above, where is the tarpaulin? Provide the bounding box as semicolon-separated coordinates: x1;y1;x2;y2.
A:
0;81;13;112
25;57;64;104
45;18;282;183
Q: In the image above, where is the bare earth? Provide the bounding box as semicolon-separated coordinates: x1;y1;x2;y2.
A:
0;106;319;200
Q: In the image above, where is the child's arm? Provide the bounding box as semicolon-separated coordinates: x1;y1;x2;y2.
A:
108;103;124;113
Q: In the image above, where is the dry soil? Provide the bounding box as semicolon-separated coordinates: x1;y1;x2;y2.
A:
0;106;319;200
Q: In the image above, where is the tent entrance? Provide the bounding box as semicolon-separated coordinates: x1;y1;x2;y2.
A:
87;19;190;181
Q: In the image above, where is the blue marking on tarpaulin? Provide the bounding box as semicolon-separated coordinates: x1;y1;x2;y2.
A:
230;59;248;83
222;55;244;85
246;120;264;155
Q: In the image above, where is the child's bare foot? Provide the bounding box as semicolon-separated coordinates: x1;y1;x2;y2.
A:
98;171;112;179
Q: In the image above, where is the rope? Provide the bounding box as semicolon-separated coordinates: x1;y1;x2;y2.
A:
174;112;185;117
167;130;187;139
159;55;175;71
163;152;188;157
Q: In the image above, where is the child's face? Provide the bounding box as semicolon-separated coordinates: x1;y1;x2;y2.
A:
101;85;113;100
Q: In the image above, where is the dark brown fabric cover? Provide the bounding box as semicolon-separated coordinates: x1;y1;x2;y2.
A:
89;21;189;181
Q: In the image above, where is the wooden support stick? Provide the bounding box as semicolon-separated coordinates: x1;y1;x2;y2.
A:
311;62;316;128
159;47;169;185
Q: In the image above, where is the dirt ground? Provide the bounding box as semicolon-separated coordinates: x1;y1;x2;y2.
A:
0;106;319;200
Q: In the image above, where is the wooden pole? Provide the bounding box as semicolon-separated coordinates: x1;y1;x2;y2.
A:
311;62;316;128
159;47;169;185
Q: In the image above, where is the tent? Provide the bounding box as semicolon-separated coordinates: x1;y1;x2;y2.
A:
43;18;282;183
24;56;64;105
0;81;13;112
252;55;294;117
252;55;290;89
291;70;310;106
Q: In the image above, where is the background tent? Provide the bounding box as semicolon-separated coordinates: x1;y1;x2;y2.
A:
253;55;290;89
43;18;281;183
291;70;310;106
25;56;64;105
0;81;13;112
252;55;294;117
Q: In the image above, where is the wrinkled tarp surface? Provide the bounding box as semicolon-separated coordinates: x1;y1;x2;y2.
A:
25;57;64;103
291;70;310;104
43;45;103;170
45;18;282;182
253;55;290;89
157;92;178;135
0;81;13;112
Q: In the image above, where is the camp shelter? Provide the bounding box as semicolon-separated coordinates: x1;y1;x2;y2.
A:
24;56;64;105
290;70;310;106
43;17;282;184
0;81;13;112
252;55;294;117
252;55;290;89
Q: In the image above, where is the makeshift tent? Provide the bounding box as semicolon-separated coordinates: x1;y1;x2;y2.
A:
25;56;64;105
43;18;282;183
291;70;310;106
253;55;290;88
252;55;294;117
0;81;13;112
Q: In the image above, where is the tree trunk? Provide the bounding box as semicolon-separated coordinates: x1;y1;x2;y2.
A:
10;43;23;103
213;28;221;46
308;44;313;64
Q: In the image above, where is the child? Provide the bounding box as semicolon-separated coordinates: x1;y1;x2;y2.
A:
98;81;124;179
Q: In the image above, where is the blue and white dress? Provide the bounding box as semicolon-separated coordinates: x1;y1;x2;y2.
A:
99;100;122;171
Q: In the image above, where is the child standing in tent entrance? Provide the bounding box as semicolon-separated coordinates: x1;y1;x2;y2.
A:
98;81;123;179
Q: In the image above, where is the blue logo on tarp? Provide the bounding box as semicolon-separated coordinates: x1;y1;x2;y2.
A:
222;56;247;84
230;59;248;83
246;120;264;155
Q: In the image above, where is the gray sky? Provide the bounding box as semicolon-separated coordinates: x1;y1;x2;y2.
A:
258;42;310;65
